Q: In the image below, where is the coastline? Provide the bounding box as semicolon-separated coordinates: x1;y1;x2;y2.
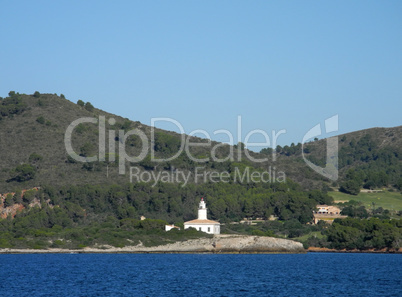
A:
1;246;400;254
0;249;305;254
1;236;400;254
1;248;400;254
0;234;306;254
307;247;402;254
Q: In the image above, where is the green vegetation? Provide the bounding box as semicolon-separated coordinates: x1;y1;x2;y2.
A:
0;92;27;119
329;191;402;211
36;116;45;124
4;193;14;207
0;208;210;249
0;91;400;251
0;91;400;194
28;152;43;163
84;102;94;112
325;218;401;250
0;181;335;249
223;219;328;239
8;164;36;182
339;180;361;195
0;182;400;250
269;127;402;191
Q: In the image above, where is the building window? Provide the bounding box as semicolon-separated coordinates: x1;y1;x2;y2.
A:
208;227;210;232
199;227;201;231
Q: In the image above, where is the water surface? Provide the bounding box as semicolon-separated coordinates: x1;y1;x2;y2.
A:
0;253;400;296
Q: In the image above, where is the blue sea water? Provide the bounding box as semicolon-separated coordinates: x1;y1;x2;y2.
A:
0;253;400;297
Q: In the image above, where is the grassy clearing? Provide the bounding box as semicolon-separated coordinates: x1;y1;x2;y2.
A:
294;231;325;242
328;190;402;211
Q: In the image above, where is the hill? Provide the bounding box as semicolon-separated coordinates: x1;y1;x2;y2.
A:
0;91;400;193
0;91;400;250
0;91;269;191
263;125;402;192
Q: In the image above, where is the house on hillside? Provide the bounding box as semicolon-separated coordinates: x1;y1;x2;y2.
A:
314;205;341;215
313;204;346;224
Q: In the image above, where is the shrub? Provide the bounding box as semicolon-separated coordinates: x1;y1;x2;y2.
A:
84;102;94;112
36;116;45;124
4;193;14;207
29;153;43;163
10;164;36;182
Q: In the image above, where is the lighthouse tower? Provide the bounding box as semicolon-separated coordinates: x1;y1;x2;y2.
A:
198;198;207;220
184;197;220;234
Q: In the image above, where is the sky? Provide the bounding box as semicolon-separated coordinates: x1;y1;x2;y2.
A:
1;1;401;150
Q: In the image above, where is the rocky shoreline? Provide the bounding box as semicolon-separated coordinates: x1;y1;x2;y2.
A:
0;235;305;254
1;236;400;254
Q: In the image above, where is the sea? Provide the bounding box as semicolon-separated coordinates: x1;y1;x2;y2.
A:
0;253;400;297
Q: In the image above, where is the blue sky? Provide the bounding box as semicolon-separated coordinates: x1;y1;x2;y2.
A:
1;1;401;149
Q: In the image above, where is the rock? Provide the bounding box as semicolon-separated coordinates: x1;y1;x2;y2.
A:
141;235;305;253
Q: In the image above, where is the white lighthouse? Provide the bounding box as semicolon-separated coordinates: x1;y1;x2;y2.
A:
184;198;220;234
198;198;207;220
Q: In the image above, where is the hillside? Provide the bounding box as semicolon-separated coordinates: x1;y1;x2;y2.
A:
0;91;401;251
1;91;401;193
0;92;170;190
0;92;266;191
264;126;402;191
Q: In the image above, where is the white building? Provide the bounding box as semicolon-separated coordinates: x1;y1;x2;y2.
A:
314;205;341;215
184;198;220;234
165;224;180;231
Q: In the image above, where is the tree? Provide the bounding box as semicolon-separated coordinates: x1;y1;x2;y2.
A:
77;100;85;107
341;205;368;218
11;164;36;182
210;198;227;218
33;91;41;98
23;190;36;204
14;190;23;204
84;102;94;112
326;223;364;249
4;193;14;207
260;147;273;155
308;189;333;205
339;180;360;195
396;178;402;191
